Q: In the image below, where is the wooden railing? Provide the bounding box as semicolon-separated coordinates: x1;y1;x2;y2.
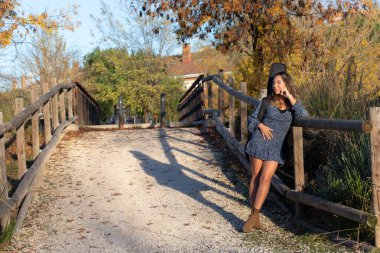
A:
0;80;99;235
178;70;380;247
178;75;204;122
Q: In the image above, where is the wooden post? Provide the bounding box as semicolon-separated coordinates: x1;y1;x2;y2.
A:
293;126;305;218
67;89;73;119
12;79;17;90
0;112;6;195
0;112;9;232
21;76;26;90
218;69;224;122
42;81;52;143
118;95;124;129
73;88;77;120
31;87;39;160
160;93;166;127
240;82;247;143
203;81;209;120
261;88;267;99
77;90;83;125
59;88;66;123
207;73;213;110
228;76;235;137
370;107;380;247
15;98;26;179
51;78;59;131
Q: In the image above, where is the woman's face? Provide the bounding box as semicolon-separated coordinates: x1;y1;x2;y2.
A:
273;75;287;95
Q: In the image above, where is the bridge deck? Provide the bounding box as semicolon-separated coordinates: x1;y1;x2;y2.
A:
11;128;350;252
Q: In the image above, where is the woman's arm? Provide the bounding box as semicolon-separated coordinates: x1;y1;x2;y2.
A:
248;100;273;139
248;101;263;133
291;102;309;119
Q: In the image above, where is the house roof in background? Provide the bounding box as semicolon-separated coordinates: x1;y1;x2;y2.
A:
164;46;238;77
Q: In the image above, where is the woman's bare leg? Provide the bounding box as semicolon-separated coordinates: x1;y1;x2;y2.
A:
252;161;278;210
248;157;263;207
243;160;278;232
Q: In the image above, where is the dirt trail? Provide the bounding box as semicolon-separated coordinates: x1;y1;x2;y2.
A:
7;128;356;253
9;128;264;252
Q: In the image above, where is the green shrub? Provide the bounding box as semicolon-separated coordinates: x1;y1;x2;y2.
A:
316;133;371;212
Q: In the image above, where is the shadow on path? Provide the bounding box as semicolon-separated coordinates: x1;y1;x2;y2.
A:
130;128;245;231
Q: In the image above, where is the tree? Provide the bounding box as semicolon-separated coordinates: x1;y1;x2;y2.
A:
135;0;375;90
16;30;79;84
91;0;178;56
0;0;78;48
82;48;184;122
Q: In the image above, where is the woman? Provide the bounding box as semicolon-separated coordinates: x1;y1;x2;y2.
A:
243;72;308;232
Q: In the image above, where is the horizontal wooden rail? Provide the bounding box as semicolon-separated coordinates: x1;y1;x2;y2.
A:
0;83;75;137
293;117;373;133
204;75;260;107
202;75;372;133
0;82;99;137
71;82;99;108
0;117;76;222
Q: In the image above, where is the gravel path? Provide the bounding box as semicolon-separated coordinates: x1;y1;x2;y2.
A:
6;128;357;253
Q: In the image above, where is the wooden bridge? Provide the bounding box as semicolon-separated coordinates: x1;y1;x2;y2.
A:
0;71;380;252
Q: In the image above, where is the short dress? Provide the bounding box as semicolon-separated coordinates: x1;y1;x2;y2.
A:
245;100;308;165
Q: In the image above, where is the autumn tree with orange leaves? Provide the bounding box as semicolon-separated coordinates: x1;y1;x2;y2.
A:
133;0;375;91
134;1;325;80
0;0;78;48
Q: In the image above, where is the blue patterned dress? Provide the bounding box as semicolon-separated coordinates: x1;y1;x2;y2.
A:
245;100;308;165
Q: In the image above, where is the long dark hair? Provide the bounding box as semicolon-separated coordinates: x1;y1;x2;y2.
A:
269;72;297;109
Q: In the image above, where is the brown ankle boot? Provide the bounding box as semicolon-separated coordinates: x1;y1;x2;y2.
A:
242;208;262;232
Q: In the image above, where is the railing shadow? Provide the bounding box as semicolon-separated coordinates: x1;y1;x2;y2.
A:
130;128;245;231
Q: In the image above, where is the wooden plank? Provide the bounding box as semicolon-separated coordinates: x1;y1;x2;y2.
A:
228;76;235;137
78;91;83;125
30;87;39;160
285;190;377;227
240;82;247;144
42;82;51;144
293;126;305;217
370;107;380;246
203;81;209;120
218;69;224;123
208;74;260;107
0;112;9;232
203;81;208;109
73;88;77;121
59;89;66;124
15;98;26;179
51;78;59;130
67;89;73;119
21;76;26;90
207;73;212;110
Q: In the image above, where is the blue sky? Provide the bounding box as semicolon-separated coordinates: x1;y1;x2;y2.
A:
20;0;109;56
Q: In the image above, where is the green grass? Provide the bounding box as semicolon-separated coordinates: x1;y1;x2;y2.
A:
0;219;16;245
297;60;377;243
